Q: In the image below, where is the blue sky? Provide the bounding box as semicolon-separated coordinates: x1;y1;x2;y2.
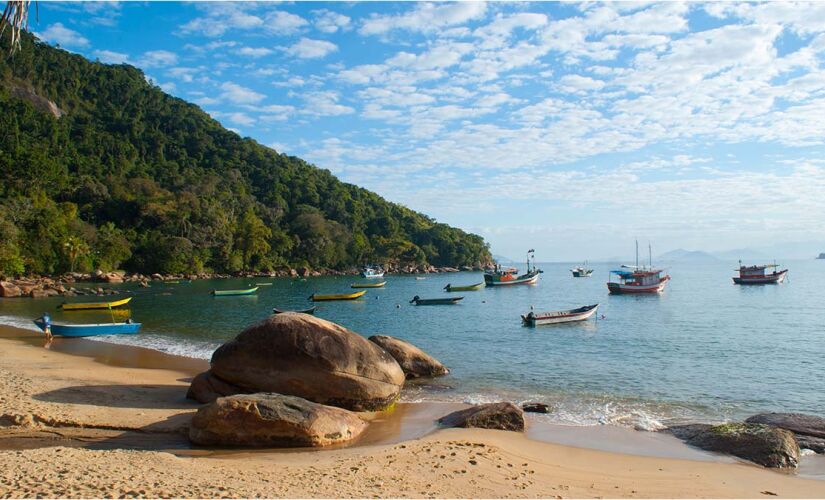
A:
31;1;825;260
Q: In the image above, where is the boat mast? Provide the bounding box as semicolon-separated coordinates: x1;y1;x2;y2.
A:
635;239;639;269
649;242;652;269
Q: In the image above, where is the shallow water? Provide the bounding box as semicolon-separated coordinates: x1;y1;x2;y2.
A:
2;259;823;429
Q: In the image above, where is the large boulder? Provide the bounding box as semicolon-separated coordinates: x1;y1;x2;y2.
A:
438;403;525;432
189;393;367;447
186;370;249;403
667;423;799;469
745;413;825;439
368;335;449;379
208;313;405;411
0;282;21;298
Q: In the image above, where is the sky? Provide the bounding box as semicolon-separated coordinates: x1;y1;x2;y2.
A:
29;1;825;261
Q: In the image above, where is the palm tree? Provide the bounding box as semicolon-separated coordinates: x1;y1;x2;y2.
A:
63;235;89;273
1;1;32;54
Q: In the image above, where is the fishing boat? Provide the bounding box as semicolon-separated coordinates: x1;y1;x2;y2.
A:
443;282;483;292
607;242;670;294
310;290;366;301
360;266;385;279
733;261;788;285
211;287;258;296
351;281;386;289
60;296;133;311
484;249;542;286
522;304;599;326
272;306;317;315
410;295;463;305
570;262;594;277
33;316;141;337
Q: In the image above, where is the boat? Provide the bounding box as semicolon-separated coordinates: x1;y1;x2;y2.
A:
484;249;542;286
211;287;259;296
255;282;274;286
443;282;483;292
273;306;317;315
360;266;385;279
410;295;463;305
60;296;133;311
570;262;594;277
33;316;141;337
733;261;788;285
607;242;670;294
522;304;599;326
415;276;426;280
351;281;386;289
310;290;366;301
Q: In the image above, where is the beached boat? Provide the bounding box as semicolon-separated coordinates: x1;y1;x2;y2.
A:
212;287;258;296
484;250;542;286
443;282;483;292
310;290;366;301
272;306;317;315
351;281;386;289
607;242;670;294
360;266;385;279
522;304;599;326
570;262;594;277
410;295;463;305
733;262;788;285
60;296;133;311
34;316;141;337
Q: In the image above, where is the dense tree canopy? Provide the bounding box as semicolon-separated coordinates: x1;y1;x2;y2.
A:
0;32;491;276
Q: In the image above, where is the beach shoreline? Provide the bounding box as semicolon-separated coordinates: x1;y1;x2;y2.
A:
1;324;825;498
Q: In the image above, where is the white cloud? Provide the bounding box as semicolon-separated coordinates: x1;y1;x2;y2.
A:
265;11;309;35
237;47;273;58
137;50;178;68
36;23;89;48
303;91;355;116
360;2;488;35
285;38;338;59
167;67;199;83
220;82;265;104
179;4;263;37
557;74;606;93
94;49;129;64
314;9;351;33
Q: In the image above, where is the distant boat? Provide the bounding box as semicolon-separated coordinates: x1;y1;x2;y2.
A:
34;316;141;337
60;296;132;311
607;242;670;294
211;287;258;296
484;249;542;287
351;281;386;289
415;276;426;280
522;304;599;326
310;290;366;301
255;282;274;286
410;295;463;305
361;266;385;279
444;282;483;292
733;262;788;285
273;306;316;315
570;262;593;277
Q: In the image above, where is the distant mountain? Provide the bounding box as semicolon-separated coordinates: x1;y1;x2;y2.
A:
713;248;770;262
656;249;720;263
492;254;515;264
817;253;825;260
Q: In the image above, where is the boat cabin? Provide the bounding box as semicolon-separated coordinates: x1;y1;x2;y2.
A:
737;264;772;278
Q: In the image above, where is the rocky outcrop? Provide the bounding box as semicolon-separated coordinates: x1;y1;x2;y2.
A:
667;423;799;469
186;370;249;403
367;335;449;379
5;82;64;118
204;313;405;411
188;393;368;447
745;413;825;439
521;402;550;414
0;282;22;298
438;403;525;432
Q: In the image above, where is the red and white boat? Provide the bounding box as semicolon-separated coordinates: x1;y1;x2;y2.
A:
522;304;599;326
733;262;787;285
607;241;670;295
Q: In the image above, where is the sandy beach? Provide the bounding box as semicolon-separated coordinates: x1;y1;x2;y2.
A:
1;325;824;498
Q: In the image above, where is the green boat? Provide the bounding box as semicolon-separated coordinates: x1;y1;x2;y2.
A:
443;282;483;292
211;286;258;296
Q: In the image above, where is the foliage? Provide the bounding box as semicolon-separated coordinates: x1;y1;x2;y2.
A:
0;32;491;275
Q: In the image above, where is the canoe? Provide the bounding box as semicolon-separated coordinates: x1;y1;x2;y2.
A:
60;296;133;311
212;287;258;296
444;282;483;292
351;281;386;289
410;295;463;305
522;304;599;326
310;290;366;301
34;316;141;337
273;306;317;315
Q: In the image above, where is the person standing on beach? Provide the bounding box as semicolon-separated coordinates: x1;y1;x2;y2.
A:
41;313;53;346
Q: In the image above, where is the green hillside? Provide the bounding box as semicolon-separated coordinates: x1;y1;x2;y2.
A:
0;32;491;276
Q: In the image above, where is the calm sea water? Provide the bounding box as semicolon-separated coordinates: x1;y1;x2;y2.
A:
2;260;823;429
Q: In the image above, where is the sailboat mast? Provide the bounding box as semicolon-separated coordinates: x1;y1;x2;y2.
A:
635;239;639;268
649;243;652;268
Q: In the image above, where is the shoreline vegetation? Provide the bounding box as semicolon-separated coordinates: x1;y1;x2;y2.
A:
1;323;825;498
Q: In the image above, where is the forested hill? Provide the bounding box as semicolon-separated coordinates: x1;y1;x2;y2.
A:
0;32;491;276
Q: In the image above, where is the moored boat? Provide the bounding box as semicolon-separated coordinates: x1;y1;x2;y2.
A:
272;306;317;315
570;262;593;277
733;262;788;285
212;287;259;296
484;250;542;287
607;242;670;294
444;282;483;292
360;266;385;279
60;296;133;311
310;290;366;301
34;316;141;337
351;281;386;289
410;295;463;305
522;304;599;326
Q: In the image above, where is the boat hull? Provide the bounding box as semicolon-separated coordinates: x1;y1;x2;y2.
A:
212;287;259;296
733;270;787;285
444;283;483;292
60;296;133;311
484;271;540;286
607;277;669;294
311;290;366;301
412;297;463;305
523;304;599;326
273;307;316;315
571;270;593;277
351;281;386;289
34;318;141;337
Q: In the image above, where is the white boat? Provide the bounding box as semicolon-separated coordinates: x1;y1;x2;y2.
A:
361;266;385;278
522;304;599;326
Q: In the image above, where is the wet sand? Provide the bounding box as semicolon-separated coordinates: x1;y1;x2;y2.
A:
1;324;825;498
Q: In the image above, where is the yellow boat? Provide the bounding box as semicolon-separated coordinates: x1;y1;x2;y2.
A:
351;281;386;289
60;296;133;311
310;290;367;301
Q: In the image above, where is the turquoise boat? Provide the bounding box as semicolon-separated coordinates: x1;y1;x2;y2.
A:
33;316;141;337
211;287;258;296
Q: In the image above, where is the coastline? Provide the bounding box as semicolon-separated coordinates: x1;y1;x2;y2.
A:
1;325;825;497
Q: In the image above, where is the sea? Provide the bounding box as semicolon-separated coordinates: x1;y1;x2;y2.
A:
2;259;823;431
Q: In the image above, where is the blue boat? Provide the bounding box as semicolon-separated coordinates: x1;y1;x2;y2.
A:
33;316;141;337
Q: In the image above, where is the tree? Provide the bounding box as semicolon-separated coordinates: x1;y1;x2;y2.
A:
63;235;89;273
234;208;271;271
